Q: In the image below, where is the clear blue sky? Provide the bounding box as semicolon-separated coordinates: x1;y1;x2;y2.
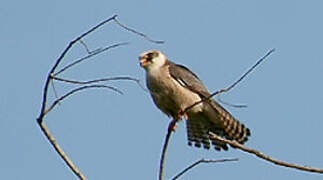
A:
1;1;323;179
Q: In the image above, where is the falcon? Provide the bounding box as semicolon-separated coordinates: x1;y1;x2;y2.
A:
139;50;250;150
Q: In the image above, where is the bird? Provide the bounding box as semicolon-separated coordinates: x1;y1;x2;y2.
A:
139;50;250;150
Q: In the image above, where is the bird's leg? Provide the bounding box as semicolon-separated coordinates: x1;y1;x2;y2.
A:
168;110;189;132
179;109;189;120
168;118;178;132
168;111;184;132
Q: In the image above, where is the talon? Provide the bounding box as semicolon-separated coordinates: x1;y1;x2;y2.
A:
178;110;188;120
183;112;188;120
168;119;179;132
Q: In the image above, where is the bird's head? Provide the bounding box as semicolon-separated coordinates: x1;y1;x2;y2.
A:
139;50;167;71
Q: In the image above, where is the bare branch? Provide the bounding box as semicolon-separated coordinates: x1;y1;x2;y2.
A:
52;76;137;85
209;132;323;174
113;17;165;44
52;76;148;93
37;15;121;180
37;14;165;180
172;158;238;180
44;85;122;115
183;48;275;113
159;127;174;180
54;42;129;76
37;15;117;124
39;122;86;180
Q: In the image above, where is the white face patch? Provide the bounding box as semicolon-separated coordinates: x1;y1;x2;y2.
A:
141;50;167;73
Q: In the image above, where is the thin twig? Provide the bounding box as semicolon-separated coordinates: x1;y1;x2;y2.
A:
209;132;323;174
113;17;165;44
172;158;238;180
159;128;173;180
44;85;122;115
183;48;275;113
51;78;59;99
52;76;138;85
79;39;92;54
217;94;247;108
52;76;148;93
54;42;129;76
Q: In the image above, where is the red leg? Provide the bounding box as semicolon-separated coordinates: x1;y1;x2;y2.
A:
179;109;189;120
168;118;178;132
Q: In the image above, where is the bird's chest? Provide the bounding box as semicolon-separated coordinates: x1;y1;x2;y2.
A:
146;67;201;116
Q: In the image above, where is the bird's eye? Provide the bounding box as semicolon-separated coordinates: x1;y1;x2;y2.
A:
146;55;152;61
146;52;154;61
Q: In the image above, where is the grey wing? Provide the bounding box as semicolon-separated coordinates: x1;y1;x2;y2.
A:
168;61;250;150
168;62;211;98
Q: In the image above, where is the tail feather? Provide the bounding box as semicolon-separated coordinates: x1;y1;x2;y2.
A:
210;100;250;144
185;99;250;151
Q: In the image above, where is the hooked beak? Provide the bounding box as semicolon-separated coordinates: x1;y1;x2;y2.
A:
139;56;148;67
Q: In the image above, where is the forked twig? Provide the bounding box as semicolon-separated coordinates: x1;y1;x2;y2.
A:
159;49;275;180
79;39;92;54
54;42;129;76
172;158;238;180
37;16;118;180
37;15;118;124
37;14;164;180
113;17;165;44
209;132;323;174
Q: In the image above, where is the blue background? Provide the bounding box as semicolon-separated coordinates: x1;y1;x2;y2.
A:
1;1;323;179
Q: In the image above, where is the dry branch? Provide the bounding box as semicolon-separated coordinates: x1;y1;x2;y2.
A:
54;42;129;76
209;132;323;174
44;85;121;115
159;127;173;180
37;14;163;180
172;158;238;180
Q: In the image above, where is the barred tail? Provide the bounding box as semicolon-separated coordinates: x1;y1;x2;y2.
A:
210;100;251;144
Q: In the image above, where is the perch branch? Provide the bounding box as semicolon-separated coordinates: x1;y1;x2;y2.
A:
159;127;173;180
172;158;238;180
209;132;323;174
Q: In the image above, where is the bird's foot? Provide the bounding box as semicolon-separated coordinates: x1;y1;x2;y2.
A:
168;119;179;132
179;110;189;120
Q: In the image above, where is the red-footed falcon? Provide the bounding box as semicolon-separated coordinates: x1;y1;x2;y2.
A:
139;50;250;150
